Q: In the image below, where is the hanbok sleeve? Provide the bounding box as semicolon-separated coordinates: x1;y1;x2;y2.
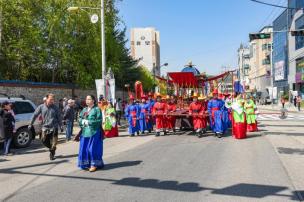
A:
88;107;102;127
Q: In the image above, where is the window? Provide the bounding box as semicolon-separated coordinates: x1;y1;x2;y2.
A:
136;41;141;46
262;58;271;65
145;41;150;45
295;15;304;50
13;101;35;114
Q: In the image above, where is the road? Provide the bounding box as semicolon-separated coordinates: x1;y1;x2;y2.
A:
1;109;303;202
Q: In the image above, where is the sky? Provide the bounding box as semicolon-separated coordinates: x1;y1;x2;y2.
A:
118;0;286;75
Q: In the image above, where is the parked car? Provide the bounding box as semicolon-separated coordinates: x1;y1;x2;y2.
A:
256;92;271;105
0;97;42;148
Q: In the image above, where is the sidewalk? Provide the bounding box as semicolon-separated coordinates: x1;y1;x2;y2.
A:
257;103;304;114
0;124;155;201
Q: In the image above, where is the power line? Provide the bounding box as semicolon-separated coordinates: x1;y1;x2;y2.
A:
258;0;285;29
250;0;301;9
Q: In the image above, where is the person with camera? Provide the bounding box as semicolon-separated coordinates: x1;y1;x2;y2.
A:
29;94;62;160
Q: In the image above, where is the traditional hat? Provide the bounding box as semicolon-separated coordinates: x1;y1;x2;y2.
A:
155;92;161;98
166;95;170;100
148;92;153;97
141;94;147;99
212;89;219;95
129;94;135;100
223;92;231;97
198;95;206;100
192;92;199;98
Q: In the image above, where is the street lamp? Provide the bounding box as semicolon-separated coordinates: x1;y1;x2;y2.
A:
153;63;168;92
67;1;106;96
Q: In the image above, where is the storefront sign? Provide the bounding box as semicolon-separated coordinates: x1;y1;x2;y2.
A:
274;61;284;81
296;57;304;83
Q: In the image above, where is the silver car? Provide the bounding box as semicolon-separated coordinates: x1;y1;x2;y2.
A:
0;97;42;148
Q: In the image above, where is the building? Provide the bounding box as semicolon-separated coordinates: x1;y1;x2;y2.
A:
288;3;304;98
237;44;250;90
272;10;289;101
130;27;160;76
248;26;273;93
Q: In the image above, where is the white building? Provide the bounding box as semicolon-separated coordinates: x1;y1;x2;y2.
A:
248;26;273;92
237;44;250;90
130;27;160;76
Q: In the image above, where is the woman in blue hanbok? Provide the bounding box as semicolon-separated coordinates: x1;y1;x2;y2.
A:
78;95;104;172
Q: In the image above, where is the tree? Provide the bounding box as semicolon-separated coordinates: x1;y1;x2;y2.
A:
0;0;138;89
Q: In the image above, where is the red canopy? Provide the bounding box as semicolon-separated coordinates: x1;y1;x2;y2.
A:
168;72;198;87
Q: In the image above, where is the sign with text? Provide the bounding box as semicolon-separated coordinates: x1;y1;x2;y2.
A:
274;61;284;81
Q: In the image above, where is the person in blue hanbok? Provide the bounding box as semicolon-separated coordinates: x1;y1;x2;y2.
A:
138;95;152;134
207;89;225;138
125;95;139;137
78;95;104;172
222;93;232;132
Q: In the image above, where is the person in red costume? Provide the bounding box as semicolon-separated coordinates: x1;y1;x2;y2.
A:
189;93;206;138
152;93;167;137
198;94;208;134
166;95;177;135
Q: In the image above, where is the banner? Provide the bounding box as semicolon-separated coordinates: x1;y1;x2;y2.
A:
95;79;115;103
95;79;105;100
274;61;284;81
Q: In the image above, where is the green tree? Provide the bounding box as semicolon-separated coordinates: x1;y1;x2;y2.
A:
0;0;138;89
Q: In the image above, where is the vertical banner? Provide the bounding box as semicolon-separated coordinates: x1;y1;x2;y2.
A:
95;79;105;100
109;79;115;104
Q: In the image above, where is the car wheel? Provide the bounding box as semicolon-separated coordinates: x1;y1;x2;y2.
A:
13;128;33;148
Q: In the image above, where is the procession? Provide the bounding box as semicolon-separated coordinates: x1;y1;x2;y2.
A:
123;62;259;140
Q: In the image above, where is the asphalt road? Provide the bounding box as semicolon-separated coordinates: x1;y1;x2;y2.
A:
6;129;302;202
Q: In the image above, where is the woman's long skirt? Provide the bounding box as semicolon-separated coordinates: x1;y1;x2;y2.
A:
78;130;104;169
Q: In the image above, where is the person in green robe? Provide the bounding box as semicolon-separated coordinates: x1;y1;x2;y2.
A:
231;94;247;139
245;96;258;132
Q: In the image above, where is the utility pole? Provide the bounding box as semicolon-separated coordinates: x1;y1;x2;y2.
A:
101;0;106;97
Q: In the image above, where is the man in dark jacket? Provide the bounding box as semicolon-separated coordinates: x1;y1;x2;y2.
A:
29;94;62;160
63;99;75;141
0;108;5;143
1;101;15;155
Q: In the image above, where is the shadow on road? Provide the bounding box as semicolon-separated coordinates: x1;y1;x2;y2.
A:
113;177;204;192
277;147;304;155
1;162;303;200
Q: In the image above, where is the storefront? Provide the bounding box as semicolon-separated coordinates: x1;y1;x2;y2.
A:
295;57;304;98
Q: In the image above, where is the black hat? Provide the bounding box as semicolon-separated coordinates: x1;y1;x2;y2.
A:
1;101;10;108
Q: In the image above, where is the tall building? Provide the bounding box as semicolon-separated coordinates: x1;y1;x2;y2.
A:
248;26;273;92
237;44;250;90
130;27;160;76
272;10;289;100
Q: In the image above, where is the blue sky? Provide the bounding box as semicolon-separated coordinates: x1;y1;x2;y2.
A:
118;0;286;75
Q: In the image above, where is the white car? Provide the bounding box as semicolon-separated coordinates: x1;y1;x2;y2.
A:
0;97;42;148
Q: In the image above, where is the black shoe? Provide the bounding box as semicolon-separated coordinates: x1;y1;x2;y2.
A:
148;130;152;133
141;131;145;135
130;134;135;137
164;131;167;136
217;133;222;138
137;132;140;136
198;132;203;138
155;132;160;137
50;151;55;161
